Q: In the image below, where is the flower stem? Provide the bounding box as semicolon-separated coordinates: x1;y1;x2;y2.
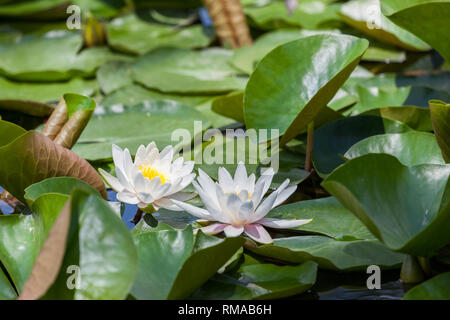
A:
305;121;314;172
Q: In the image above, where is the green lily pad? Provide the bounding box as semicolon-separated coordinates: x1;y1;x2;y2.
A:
211;91;245;123
73;0;128;19
131;225;244;299
248;235;402;272
345;132;445;166
0;0;69;19
402;271;450;300
0;267;16;300
131;48;247;94
100;84;210;109
244;34;369;145
97;61;133;95
244;1;342;30
192;261;318;300
346;85;411;115
0;77;97;117
312;115;411;178
231;29;339;75
73;100;211;161
106;13;213;55
0;120;107;202
322;153;450;256
267;197;375;240
24;177;100;207
381;0;450;62
339;0;430;51
429;100;450;163
365;105;432;132
363;45;406;63
0;192;68;293
0;31;130;81
43;189;138;300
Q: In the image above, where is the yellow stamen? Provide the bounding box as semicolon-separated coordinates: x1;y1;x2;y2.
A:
138;164;168;184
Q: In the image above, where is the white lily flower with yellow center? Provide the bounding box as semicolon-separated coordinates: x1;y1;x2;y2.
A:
173;163;312;244
99;143;196;211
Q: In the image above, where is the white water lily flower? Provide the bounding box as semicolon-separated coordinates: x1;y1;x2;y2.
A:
99;143;196;211
173;163;312;244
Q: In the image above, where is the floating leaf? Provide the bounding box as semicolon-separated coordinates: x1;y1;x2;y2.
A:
0;0;69;19
0;77;97;117
0;31;130;81
267;197;375;239
97;61;133;95
131;48;247;93
322;154;450;256
429;100;450;163
19;198;72;300
192;261;318;300
100;84;210;109
0;268;16;300
131;225;244;299
312;115;411;178
231;29;339;74
339;0;430;51
248;235;402;272
0;120;107;202
345;132;445;166
402;272;450;300
0;193;68;293
381;0;450;62
244;1;342;30
106;13;213;55
244;34;369;145
24;177;100;207
43;189;138;300
73;101;210;161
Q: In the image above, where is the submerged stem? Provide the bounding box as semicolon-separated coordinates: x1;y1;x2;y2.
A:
400;255;425;284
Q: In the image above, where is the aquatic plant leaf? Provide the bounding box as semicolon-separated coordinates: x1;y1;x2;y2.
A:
345;132;445;166
0;120;107;202
322;154;450;256
381;0;450;62
429;100;450;163
131;225;244;299
244;34;368;145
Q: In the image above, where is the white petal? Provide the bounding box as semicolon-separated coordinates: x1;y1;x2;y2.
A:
273;185;297;208
239;200;254;223
193;181;222;215
252;172;274;207
123;148;134;179
153;198;182;211
200;223;228;235
177;161;194;177
160;145;174;162
224;225;244;237
134;144;147;166
246;173;256;194
112;144;124;171
218;167;234;192
244;224;273;244
116;191;140;205
226;193;243;223
234;162;247;189
171;199;212;220
152;182;171;199
168;192;196;201
276;178;290;194
137;192;154;205
197;169;216;195
131;166;146;193
99;168;123;192
252;191;278;222
257;218;312;229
